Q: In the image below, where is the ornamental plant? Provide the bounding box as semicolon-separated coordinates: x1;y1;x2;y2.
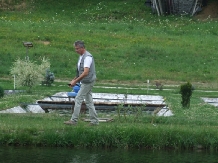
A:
180;82;193;108
10;57;50;93
42;69;55;86
0;85;4;98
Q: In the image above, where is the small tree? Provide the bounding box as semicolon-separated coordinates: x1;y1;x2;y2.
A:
0;85;4;98
10;57;50;93
180;82;193;108
42;69;55;86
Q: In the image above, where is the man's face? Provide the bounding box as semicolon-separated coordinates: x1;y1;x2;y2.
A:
74;46;84;55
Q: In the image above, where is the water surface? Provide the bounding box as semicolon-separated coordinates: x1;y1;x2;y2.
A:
0;146;217;163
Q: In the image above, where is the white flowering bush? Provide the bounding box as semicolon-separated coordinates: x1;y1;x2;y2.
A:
10;58;50;92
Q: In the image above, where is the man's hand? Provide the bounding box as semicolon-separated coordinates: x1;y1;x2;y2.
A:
69;67;89;87
70;79;77;87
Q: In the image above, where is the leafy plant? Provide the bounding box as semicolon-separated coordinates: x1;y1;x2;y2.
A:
180;82;193;108
116;103;123;122
10;58;50;93
0;85;4;98
42;69;55;86
116;103;145;123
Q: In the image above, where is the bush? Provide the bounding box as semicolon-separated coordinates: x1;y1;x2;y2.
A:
42;69;55;86
10;58;50;93
180;82;193;108
0;86;4;98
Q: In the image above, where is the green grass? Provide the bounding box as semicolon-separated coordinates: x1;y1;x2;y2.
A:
1;113;218;149
1;78;218;149
1;0;218;83
1;0;218;150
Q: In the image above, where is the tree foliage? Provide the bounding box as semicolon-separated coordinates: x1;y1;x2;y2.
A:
180;82;193;108
0;85;4;98
42;69;55;86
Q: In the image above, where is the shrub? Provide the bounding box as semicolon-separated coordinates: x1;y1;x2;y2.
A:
0;86;4;98
180;82;193;108
10;57;50;93
42;69;55;86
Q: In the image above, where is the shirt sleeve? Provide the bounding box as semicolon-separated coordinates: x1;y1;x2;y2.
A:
84;56;92;68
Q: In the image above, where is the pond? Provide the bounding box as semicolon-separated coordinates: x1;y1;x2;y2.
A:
0;146;217;163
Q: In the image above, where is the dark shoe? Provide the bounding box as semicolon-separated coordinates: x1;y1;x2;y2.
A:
64;120;77;125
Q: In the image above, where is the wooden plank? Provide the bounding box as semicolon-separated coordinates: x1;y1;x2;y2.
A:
37;100;165;106
83;118;114;122
93;93;164;99
37;100;166;113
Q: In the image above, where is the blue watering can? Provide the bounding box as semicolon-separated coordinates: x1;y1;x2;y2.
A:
67;83;80;97
73;83;80;93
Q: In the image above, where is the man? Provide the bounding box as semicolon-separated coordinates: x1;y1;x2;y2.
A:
64;40;99;126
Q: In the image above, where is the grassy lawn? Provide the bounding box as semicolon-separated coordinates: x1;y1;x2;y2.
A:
1;79;218;149
1;0;218;82
0;0;218;149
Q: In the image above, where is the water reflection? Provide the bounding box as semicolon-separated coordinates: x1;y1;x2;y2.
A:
0;146;218;163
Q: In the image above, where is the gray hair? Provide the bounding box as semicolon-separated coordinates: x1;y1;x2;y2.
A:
74;40;85;48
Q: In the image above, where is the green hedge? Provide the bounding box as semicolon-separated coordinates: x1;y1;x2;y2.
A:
0;85;4;98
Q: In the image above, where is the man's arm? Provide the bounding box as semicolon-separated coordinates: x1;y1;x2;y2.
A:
70;67;89;86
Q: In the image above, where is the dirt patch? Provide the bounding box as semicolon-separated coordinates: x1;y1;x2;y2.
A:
195;1;218;20
38;41;51;45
